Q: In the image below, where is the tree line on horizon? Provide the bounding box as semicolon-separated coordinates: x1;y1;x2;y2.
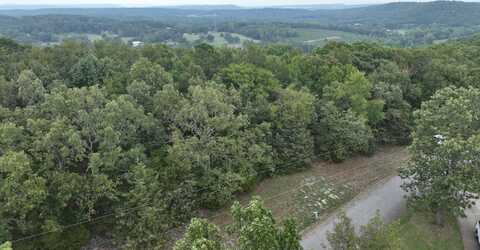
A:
4;1;480;47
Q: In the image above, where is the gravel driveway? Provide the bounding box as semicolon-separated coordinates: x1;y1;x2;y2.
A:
301;175;407;250
458;202;480;250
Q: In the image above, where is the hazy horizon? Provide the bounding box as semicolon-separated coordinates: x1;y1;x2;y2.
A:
1;0;479;8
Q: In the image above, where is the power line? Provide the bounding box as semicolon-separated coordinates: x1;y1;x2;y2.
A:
10;142;409;244
11;145;350;243
90;151;409;249
201;150;407;222
97;149;406;249
97;149;408;249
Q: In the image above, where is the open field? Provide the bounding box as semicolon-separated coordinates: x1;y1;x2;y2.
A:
283;28;373;46
183;31;257;47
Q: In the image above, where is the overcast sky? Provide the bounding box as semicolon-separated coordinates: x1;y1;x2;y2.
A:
0;0;454;7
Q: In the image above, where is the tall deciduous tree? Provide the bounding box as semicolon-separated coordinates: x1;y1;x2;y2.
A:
370;61;414;144
0;77;16;109
16;70;45;107
327;212;358;250
229;197;302;250
116;164;194;250
322;65;384;126
358;213;400;250
0;151;47;235
327;212;400;250
316;102;373;162
174;218;223;250
130;57;173;91
214;63;279;124
69;54;101;87
167;83;272;207
271;87;315;172
0;70;45;109
400;86;480;225
192;44;223;79
0;241;12;250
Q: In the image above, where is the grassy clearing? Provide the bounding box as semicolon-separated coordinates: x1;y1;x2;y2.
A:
206;146;409;230
292;176;355;229
56;33;103;42
283;28;373;46
183;32;257;47
397;210;464;250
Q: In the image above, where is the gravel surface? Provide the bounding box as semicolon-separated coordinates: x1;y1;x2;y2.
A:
458;202;480;250
301;175;407;250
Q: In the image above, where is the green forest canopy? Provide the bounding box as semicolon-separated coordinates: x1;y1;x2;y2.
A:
1;34;480;248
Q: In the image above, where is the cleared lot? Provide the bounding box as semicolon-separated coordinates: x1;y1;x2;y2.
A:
206;146;409;230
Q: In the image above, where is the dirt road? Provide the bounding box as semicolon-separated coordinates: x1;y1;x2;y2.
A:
301;176;407;250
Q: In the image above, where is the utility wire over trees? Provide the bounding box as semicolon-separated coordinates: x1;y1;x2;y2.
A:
3;34;479;249
9;144;406;249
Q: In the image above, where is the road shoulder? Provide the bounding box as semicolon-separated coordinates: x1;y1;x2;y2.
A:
301;175;407;250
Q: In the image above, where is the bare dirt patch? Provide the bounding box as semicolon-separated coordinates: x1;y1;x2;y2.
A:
204;146;409;230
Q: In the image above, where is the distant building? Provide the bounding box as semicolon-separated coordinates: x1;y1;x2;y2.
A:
132;41;144;47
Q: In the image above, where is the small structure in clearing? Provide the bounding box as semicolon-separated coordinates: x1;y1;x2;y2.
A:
131;41;144;47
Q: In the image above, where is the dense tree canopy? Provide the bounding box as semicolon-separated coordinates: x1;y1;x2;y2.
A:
1;35;480;248
229;198;302;250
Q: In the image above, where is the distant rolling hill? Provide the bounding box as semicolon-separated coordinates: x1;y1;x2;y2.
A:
2;1;480;47
159;4;244;10
320;1;480;26
269;4;372;10
0;1;480;27
0;4;121;10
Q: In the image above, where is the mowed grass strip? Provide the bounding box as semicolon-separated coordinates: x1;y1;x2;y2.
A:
397;210;464;250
